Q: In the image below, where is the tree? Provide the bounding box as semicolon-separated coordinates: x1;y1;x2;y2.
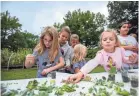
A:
1;11;39;51
7;31;39;51
22;31;39;48
107;1;138;30
61;9;106;47
1;11;22;49
53;22;62;32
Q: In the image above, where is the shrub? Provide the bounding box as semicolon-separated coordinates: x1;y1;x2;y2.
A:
86;47;100;59
1;48;33;66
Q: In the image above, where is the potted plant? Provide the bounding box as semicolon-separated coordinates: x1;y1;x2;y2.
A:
131;75;138;87
121;69;130;83
130;88;137;96
107;57;116;82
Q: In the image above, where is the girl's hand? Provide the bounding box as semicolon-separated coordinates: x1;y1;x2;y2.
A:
41;68;51;76
128;45;138;51
129;54;137;63
132;46;138;52
25;54;35;68
26;54;35;62
67;71;84;83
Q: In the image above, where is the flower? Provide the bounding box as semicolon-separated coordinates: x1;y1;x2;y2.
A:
107;56;116;74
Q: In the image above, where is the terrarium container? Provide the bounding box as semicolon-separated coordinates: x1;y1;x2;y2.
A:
108;74;115;81
131;76;138;88
121;70;130;83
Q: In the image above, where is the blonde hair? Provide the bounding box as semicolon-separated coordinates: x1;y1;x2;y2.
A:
34;26;59;62
70;34;79;42
72;44;87;64
99;29;120;48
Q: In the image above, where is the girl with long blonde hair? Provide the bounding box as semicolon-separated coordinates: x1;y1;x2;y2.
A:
72;44;87;73
25;26;64;78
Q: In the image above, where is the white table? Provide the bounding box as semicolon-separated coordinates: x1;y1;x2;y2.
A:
1;70;139;96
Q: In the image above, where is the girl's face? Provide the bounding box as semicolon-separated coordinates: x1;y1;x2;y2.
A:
71;39;79;48
101;32;117;52
43;34;52;48
59;31;69;44
119;24;129;36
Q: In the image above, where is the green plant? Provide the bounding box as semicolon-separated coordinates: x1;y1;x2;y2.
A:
107;57;116;81
1;48;33;66
86;48;100;59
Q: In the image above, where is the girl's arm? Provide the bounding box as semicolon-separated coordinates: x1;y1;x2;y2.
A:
80;59;99;76
121;47;137;63
120;37;138;52
80;52;102;76
67;52;102;83
121;45;138;52
43;57;64;73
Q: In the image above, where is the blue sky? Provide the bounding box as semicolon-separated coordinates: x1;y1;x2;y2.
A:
2;1;108;35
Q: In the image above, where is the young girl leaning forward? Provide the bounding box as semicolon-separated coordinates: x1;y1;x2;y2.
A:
68;29;137;83
71;44;87;73
25;26;64;78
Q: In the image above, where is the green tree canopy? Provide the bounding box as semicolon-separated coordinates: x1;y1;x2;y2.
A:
107;1;138;29
55;9;106;47
1;11;39;51
1;10;22;49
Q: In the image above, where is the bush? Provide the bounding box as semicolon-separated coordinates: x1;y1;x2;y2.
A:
86;47;100;59
1;48;33;66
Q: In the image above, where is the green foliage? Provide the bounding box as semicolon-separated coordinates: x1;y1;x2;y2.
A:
55;84;76;95
54;9;106;47
53;22;62;32
1;48;33;66
1;11;39;51
86;47;100;59
26;80;39;90
1;11;22;49
107;1;138;29
114;86;130;96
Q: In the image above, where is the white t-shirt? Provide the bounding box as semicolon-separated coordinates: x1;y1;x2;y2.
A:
118;35;138;68
118;35;138;56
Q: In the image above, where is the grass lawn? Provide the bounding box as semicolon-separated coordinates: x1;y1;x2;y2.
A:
90;65;105;73
1;66;105;81
1;68;37;81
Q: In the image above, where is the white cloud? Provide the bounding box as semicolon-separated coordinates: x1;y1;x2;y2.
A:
32;9;67;35
32;1;108;35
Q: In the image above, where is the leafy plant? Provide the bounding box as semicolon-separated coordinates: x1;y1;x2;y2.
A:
114;86;130;96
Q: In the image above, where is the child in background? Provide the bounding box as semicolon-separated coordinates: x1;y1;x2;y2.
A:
68;34;80;72
72;44;87;73
25;26;64;78
68;29;137;83
58;26;73;72
70;34;80;48
117;22;138;69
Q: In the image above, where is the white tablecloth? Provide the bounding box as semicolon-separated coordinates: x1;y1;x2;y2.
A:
1;69;139;96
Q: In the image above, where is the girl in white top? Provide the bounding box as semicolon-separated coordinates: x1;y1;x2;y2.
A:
117;22;138;69
68;29;137;83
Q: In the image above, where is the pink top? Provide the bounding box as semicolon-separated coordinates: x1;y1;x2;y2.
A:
80;47;137;76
